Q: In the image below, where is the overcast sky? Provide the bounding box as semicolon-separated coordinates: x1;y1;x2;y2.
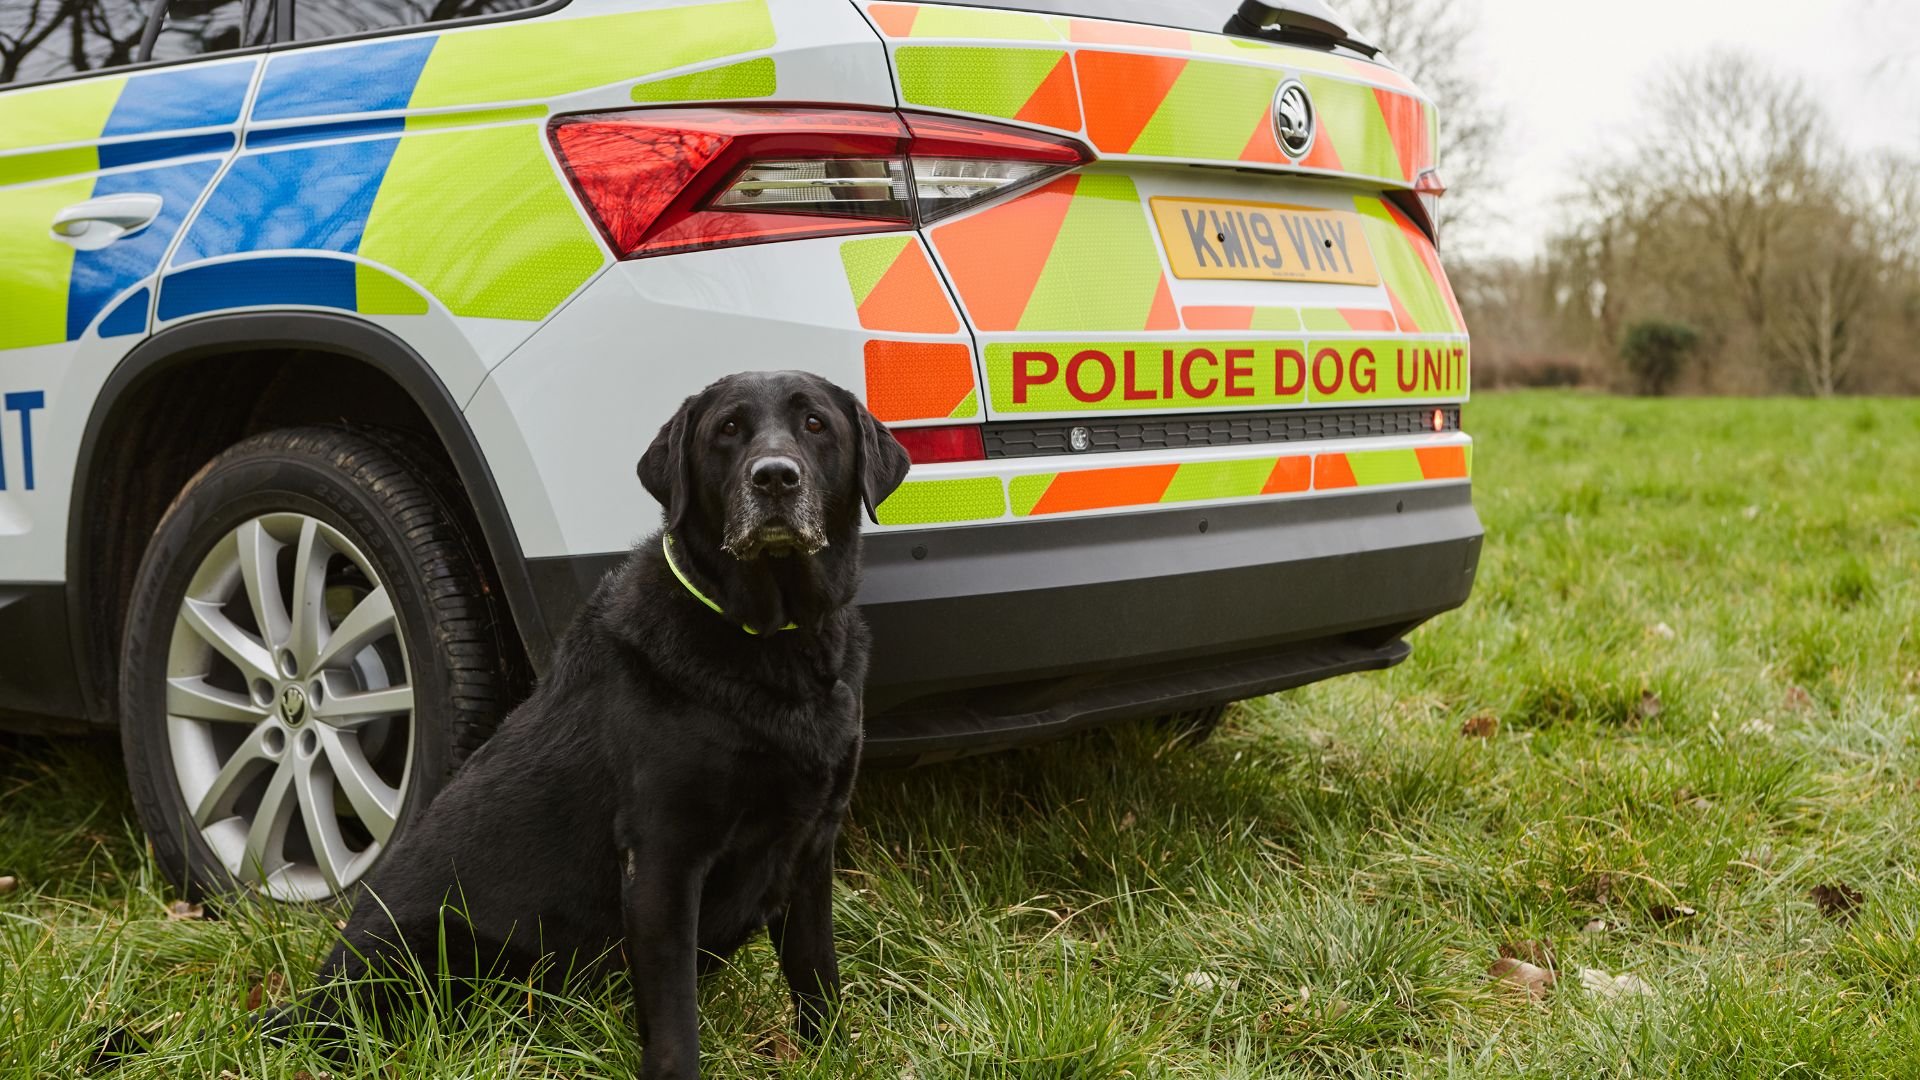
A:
1451;0;1920;256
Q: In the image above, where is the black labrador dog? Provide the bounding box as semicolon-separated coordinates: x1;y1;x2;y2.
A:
269;370;910;1079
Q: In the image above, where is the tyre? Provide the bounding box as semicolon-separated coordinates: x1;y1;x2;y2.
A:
120;427;509;903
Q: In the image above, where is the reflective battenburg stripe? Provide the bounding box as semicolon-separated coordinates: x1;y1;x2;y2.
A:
874;476;1007;525
840;235;960;333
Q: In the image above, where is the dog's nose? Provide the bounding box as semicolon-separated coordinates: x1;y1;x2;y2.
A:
750;456;802;492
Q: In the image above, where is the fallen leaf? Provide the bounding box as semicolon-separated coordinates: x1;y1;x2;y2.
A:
1811;883;1864;920
1499;939;1556;970
1785;686;1813;709
1118;811;1136;831
0;875;16;895
1182;970;1223;993
1579;968;1653;998
1461;713;1499;738
1647;903;1698;924
1589;873;1615;905
1652;622;1676;640
166;900;203;921
1637;690;1663;720
1488;957;1554;1001
1581;918;1608;935
759;1032;801;1062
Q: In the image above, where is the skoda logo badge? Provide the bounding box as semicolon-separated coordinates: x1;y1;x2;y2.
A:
1068;426;1092;453
280;684;307;724
1273;79;1315;159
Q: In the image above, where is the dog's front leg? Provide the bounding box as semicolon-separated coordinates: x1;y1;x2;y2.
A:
620;842;706;1080
768;840;839;1042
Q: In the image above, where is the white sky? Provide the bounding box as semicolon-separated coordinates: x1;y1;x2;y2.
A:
1458;0;1920;256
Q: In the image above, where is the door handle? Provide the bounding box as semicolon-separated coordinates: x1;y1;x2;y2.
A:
51;193;164;250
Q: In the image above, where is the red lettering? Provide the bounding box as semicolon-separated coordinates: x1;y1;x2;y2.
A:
1122;350;1155;400
1311;347;1344;396
1352;347;1376;394
1012;351;1058;404
1275;348;1306;395
1395;347;1419;392
1162;349;1174;398
1067;349;1116;403
1180;348;1219;398
1224;348;1254;397
1423;349;1444;391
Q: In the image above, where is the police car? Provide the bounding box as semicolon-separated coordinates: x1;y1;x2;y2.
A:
0;0;1478;901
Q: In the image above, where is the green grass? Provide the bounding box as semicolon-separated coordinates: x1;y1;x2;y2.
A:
5;391;1919;1078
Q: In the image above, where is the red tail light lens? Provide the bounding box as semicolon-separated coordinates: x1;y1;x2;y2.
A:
890;425;986;465
551;107;1091;258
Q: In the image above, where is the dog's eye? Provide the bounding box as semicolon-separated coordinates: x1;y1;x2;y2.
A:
720;419;739;436
804;415;824;434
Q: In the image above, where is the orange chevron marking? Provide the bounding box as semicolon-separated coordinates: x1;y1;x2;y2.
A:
1386;287;1419;333
1183;306;1255;331
863;340;975;423
1263;456;1312;494
1416;446;1468;480
1374;89;1426;181
858;240;958;333
1242;100;1286;164
1298;112;1342;171
1014;52;1081;130
1030;464;1179;516
1382;198;1464;330
1077;51;1187;153
1147;276;1178;331
1314;453;1357;489
1339;308;1398;332
866;2;918;37
930;175;1079;331
1067;18;1190;49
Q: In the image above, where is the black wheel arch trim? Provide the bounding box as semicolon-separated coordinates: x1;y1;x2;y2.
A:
66;311;553;724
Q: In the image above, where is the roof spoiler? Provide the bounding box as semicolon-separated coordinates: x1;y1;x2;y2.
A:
1225;1;1378;57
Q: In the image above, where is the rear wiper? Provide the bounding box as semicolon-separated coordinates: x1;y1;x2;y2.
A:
1224;0;1378;57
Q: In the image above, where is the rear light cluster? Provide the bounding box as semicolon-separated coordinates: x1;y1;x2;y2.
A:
551;108;1090;258
890;425;985;465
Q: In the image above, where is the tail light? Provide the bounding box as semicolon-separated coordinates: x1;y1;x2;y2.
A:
890;424;985;464
1389;169;1446;245
551;107;1090;259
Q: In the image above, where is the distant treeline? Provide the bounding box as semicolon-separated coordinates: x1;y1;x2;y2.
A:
1460;54;1920;396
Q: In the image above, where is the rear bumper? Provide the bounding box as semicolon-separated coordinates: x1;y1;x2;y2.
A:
530;483;1481;761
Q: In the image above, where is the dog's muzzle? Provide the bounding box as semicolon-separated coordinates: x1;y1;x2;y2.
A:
724;456;827;559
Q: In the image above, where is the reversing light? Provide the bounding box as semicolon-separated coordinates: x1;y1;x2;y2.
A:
889;425;985;465
1430;407;1446;433
550;107;1092;258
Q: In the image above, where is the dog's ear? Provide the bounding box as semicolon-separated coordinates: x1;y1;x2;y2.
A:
638;394;700;534
837;388;911;524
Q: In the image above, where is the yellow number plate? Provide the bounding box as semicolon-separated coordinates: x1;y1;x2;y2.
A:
1150;198;1379;285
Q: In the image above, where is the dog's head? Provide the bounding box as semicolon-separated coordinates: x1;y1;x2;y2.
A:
638;371;911;561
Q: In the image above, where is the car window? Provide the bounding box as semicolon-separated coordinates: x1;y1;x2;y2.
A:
1;0;268;86
290;0;547;42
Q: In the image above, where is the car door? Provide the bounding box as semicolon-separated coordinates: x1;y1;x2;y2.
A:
0;0;263;714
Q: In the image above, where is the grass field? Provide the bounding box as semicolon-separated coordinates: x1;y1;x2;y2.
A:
4;391;1919;1078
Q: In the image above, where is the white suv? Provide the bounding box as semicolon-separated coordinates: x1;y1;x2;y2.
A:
0;0;1479;900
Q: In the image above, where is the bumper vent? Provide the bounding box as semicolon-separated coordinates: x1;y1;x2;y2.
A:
984;405;1462;459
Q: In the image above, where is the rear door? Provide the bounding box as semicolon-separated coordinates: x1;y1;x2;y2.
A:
856;1;1469;525
0;0;262;585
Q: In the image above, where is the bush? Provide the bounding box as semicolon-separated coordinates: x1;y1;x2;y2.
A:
1619;319;1701;395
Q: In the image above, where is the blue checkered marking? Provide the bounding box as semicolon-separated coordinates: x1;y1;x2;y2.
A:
102;61;256;137
67;160;220;340
252;38;436;121
158;256;358;321
173;138;402;263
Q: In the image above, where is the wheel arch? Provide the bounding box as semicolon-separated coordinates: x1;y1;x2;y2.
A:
67;312;553;725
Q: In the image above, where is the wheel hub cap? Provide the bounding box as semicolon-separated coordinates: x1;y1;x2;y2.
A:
162;512;415;902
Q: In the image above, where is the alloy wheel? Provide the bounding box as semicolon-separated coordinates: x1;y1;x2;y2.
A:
163;512;415;901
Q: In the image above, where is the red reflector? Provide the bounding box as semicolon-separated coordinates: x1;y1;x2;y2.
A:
890;425;985;465
550;107;1092;258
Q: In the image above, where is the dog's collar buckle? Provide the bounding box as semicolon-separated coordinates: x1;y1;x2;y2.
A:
661;533;798;636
